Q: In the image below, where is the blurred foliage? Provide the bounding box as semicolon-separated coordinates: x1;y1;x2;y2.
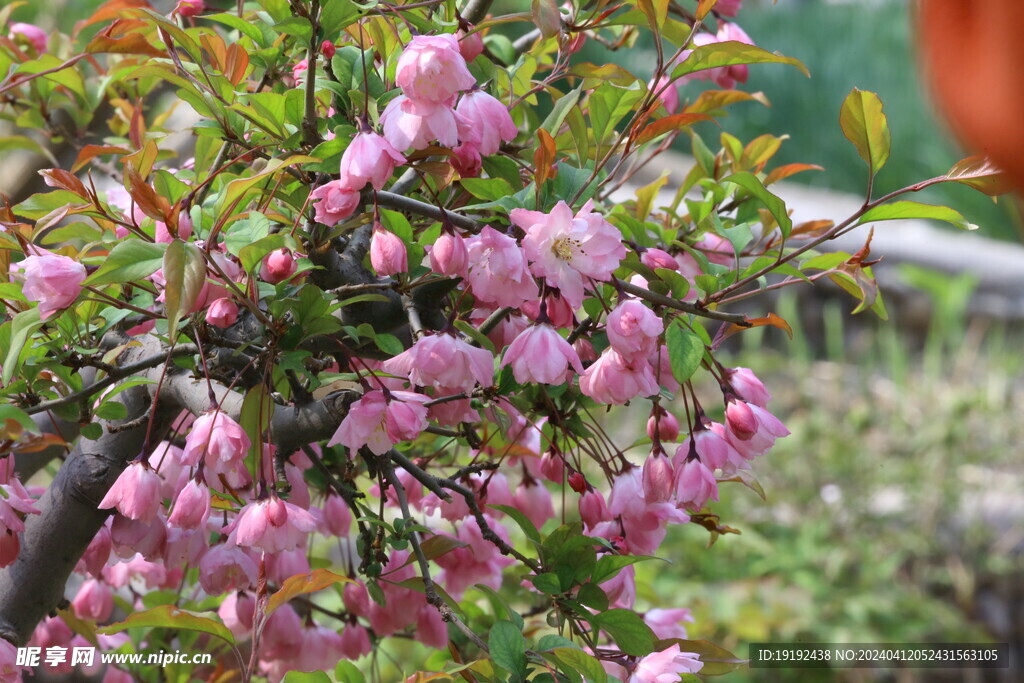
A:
635;286;1023;681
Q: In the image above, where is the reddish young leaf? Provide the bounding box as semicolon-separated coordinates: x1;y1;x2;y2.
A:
635;113;713;146
534;129;557;187
763;162;824;186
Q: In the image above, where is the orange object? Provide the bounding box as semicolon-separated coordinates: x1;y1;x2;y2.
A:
917;1;1024;192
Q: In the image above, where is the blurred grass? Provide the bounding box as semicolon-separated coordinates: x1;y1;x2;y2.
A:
632;289;1023;680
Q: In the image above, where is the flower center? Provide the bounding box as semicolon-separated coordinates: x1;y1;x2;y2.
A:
552;237;580;262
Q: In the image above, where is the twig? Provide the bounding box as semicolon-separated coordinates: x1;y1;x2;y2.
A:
372;191;483;232
476;307;512;337
614;278;749;325
401;293;425;340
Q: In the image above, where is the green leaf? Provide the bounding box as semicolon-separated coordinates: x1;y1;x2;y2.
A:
85;241;167;286
654;268;690;300
239;233;293;273
540;85;583;136
665;320;704;383
672;41;809;80
0;405;37;434
283;672;331;683
594;609;656;656
839;88;890;177
453;319;496;354
591;554;658;585
373;333;403;356
239;384;273;461
547;648;608;683
531;573;563;595
224;212;271;256
203;12;265;42
489;621;528;680
162;240;206;339
99;605;234;646
489;503;541;544
267;569;353;616
589;83;645;146
335;661;366;683
857;201;976;231
721;172;792;238
3;309;42;386
461;177;515;202
319;0;363;37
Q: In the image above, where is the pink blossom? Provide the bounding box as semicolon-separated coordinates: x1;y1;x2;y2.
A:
182;411;250;473
539;451;565;483
428;230;468;276
463;226;538;308
601;563;636;609
724;403;789;460
163;527;207;569
261;603;302;661
725;399;758;440
199;544;258;594
265;547;310;584
292;58;309;86
642;451;675;504
98;462;163;522
154;213;193;243
512;200;626;307
579;348;659;405
205;297;239;328
327;389;429;455
296;624;346;674
395;34;476;103
644;608;693;641
629;644;703;682
696;232;735;266
578;489;611;530
675;426;741;471
511;480;555;529
606;299;663;360
78;524;112;578
321;493;352;537
455;90;518;156
457;27;485;62
0;479;39;539
416;604;449;649
725;366;771;406
339;132;406;190
673;457;719;511
174;0;206;17
260;248;298;284
219;591;255;639
647;410;680;442
321;40;337;58
0;637;23;682
607;469;688;555
343;581;371;617
225;495;318;554
649;75;679;114
339;624;372;659
435;516;515;599
382;332;494;391
381;95;466;150
8;23;47;53
716;22;755;86
110;514;167;560
72;579;114;622
502;324;583;385
103;553;168;589
520;294;575;329
717;0;743;16
370;223;408;275
641;247;678;271
310;180;361;226
15;249;86;320
168;478;211;530
451;142;482;177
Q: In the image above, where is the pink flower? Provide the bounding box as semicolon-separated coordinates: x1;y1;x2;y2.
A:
292;58;309;86
629;644;703;682
296;624;346;674
370;224;408;275
463;226;538;308
219;591;255;639
8;23;47;53
72;579;114;622
457;27;485;63
511;480;555;529
321;493;352;537
642;450;675;504
382;332;494;391
641;247;678;271
725;399;758;440
647;410;680;442
339;132;406;190
321;40;337;58
174;0;206;17
725;366;771;407
98;462;163;522
520;294;575;329
716;0;743;16
395;34;476;103
606;299;663;360
182;411;250;473
673;457;719;511
381;95;466;151
0;480;39;539
451;142;482;177
434;516;516;599
260;248;297;284
15;249;86;320
649;75;679;114
339;624;372;659
724;403;789;460
675;426;741;471
154;212;193;243
511;200;626;307
644;608;693;641
716;22;754;86
579;348;659;405
168;478;211;530
327;389;429;455
696;232;735;266
578;489;611;530
225;496;318;554
198;544;258;594
607;469;688;555
416;604;448;649
428;230;468;276
0;638;24;682
455;90;517;156
205;297;239;328
310;180;361;226
502;324;583;385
